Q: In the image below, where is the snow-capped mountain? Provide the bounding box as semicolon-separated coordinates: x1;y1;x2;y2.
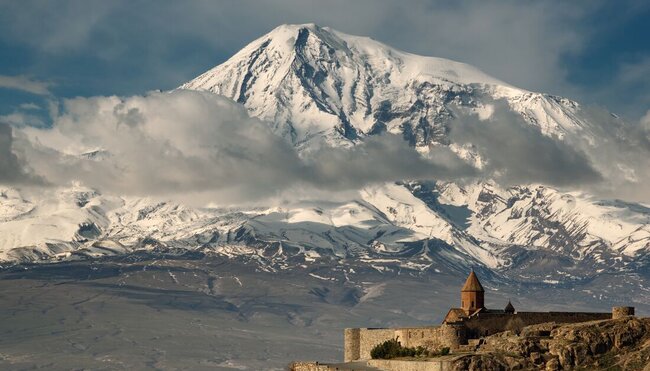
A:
1;179;648;283
181;24;649;272
180;23;592;151
1;24;648;287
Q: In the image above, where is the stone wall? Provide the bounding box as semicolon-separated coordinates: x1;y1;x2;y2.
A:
368;359;453;371
288;361;331;371
343;328;360;362
463;312;611;337
396;324;466;350
345;325;466;361
612;307;635;319
358;328;395;361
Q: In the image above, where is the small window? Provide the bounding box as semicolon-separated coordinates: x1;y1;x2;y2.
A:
462;301;464;307
471;301;475;307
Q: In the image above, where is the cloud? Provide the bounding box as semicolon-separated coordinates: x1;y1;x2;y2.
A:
19;103;41;110
0;2;117;53
581;56;650;119
448;101;650;202
618;58;650;117
0;1;600;97
16;90;474;203
3;0;649;122
571;106;650;202
448;102;603;187
0;123;44;185
304;135;476;190
0;75;51;95
0;112;45;127
5;90;649;204
641;110;650;130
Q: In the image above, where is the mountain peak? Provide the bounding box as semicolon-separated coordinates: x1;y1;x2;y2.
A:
180;25;585;147
269;22;323;33
264;23;350;57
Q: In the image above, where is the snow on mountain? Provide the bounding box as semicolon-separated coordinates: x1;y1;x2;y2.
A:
0;185;118;261
1;179;647;282
180;23;592;149
180;23;650;272
431;181;650;263
0;24;648;285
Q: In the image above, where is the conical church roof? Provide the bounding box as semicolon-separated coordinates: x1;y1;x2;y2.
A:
461;270;484;292
505;300;515;313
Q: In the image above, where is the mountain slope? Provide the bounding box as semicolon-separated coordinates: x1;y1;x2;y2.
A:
1;180;648;284
180;23;592;150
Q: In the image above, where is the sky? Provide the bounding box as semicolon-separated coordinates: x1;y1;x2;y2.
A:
0;0;649;122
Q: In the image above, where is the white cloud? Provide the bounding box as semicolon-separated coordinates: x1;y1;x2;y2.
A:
0;75;51;95
449;102;602;187
641;110;650;128
560;106;650;202
19;103;41;110
15;90;474;203
0;112;45;127
3;90;648;204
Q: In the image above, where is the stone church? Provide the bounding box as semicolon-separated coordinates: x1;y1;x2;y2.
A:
442;270;517;328
344;271;634;362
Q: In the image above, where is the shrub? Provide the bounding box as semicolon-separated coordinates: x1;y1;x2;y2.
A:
370;338;404;359
370;338;431;359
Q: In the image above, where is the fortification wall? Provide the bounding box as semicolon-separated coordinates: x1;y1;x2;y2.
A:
357;328;395;361
612;307;635;319
288;361;331;371
368;359;454;371
463;311;611;337
343;328;360;362
344;325;466;361
396;324;466;350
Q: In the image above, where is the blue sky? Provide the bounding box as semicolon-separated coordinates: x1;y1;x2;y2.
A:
0;0;649;124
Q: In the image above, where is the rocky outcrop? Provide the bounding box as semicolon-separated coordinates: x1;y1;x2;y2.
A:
451;353;530;371
288;361;330;371
452;317;650;370
548;317;649;370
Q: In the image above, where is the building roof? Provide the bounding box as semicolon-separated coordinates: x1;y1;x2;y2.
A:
443;308;469;323
461;270;484;292
505;300;515;313
472;307;510;316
